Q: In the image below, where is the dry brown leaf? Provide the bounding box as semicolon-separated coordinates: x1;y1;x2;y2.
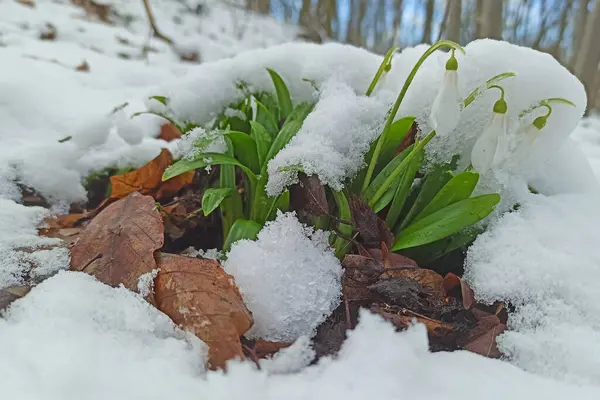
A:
368;244;418;270
252;340;293;359
39;23;56;40
381;268;444;298
396;121;418;155
154;253;253;370
158;123;181;142
349;194;394;249
0;285;31;311
442;272;475;310
462;310;506;358
109;149;193;200
16;0;35;8
342;254;384;302
75;60;90;72
290;174;329;217
70;192;164;303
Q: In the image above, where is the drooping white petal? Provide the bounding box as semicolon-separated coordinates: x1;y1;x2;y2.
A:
511;124;541;169
115;110;144;146
429;70;461;136
471;112;508;174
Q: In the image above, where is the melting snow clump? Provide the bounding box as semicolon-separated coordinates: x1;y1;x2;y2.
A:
465;193;600;385
266;78;388;196
223;211;342;341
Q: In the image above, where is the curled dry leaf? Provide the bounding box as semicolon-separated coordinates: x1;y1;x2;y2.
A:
251;340;293;359
381;268;444;298
396;120;418;155
462;307;506;358
442;272;476;310
290;174;329;217
158;122;182;142
154;253;253;370
75;60;90;72
368;243;419;269
109;148;194;200
17;0;36;8
342;254;384;302
39;23;57;40
69;192;164;303
0;285;31;311
349;194;394;249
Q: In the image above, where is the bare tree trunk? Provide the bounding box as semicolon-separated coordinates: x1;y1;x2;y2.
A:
571;0;590;69
421;0;435;43
447;0;462;43
551;0;574;61
532;0;551;49
437;1;452;42
300;0;312;26
316;0;337;39
474;0;484;39
392;0;404;45
357;0;367;46
257;0;270;14
481;0;503;40
574;2;600;113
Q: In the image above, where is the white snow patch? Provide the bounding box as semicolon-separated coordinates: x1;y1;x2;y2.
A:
137;269;160;298
223;211;342;341
266;78;388;195
259;336;315;374
0;199;69;290
465;192;600;385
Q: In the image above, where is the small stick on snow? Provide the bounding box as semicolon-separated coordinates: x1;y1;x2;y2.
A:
141;0;174;46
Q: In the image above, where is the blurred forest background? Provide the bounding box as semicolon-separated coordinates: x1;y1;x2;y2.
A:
239;0;600;111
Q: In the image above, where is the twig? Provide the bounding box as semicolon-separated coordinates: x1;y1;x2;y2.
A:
141;0;174;46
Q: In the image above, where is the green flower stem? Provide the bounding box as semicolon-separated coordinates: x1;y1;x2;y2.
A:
361;40;464;195
366;46;400;97
519;97;575;118
369;130;437;208
489;85;505;100
462;72;516;108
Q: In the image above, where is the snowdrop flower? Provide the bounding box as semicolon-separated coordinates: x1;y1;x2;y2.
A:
510;115;547;170
471;91;509;174
115;110;144;145
430;49;461;136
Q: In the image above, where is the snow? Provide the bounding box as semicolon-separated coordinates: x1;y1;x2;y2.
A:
267;78;388;195
1;282;597;400
0;199;69;290
2;0;600;394
223;211;342;342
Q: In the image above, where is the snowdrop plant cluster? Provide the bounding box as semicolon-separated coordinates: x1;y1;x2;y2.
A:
154;39;575;265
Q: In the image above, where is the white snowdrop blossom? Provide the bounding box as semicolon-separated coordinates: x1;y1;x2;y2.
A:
510;122;542;170
429;51;461;136
115;110;144;145
471;99;509;174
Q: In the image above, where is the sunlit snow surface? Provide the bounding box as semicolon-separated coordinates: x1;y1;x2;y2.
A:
1;0;600;396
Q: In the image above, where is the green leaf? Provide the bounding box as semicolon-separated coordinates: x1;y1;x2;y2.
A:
220;137;245;241
163;153;257;185
268;191;290;220
364;144;414;208
266;68;293;120
255;98;279;139
392;193;500;251
385;148;424;229
265;102;314;163
399;156;459;230
332;190;353;259
250;121;273;168
202;188;234;216
223;219;262;251
415;171;480;222
228;131;260;174
149;95;168;105
400;227;483;266
378;116;416;170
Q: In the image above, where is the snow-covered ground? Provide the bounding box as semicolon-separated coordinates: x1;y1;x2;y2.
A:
2;0;600;398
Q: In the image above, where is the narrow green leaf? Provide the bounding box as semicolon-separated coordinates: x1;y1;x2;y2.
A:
399;156;460;230
223;219;262;251
202;188;234;216
393;194;500;251
385;148;424;229
149;95;168;105
132;111;181;132
255;98;279;139
378;116;416;169
220;137;244;242
266;68;293;120
364;144;414;208
228;131;260;174
266;102;314;163
400;227;483;266
268;190;290;220
332;190;353;259
250;121;273;168
162;153;257;185
415;171;480;222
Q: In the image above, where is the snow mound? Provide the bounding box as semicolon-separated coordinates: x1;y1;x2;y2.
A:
223;211;342;341
0;199;69;290
0;271;207;398
465;193;600;385
267;78;388;195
